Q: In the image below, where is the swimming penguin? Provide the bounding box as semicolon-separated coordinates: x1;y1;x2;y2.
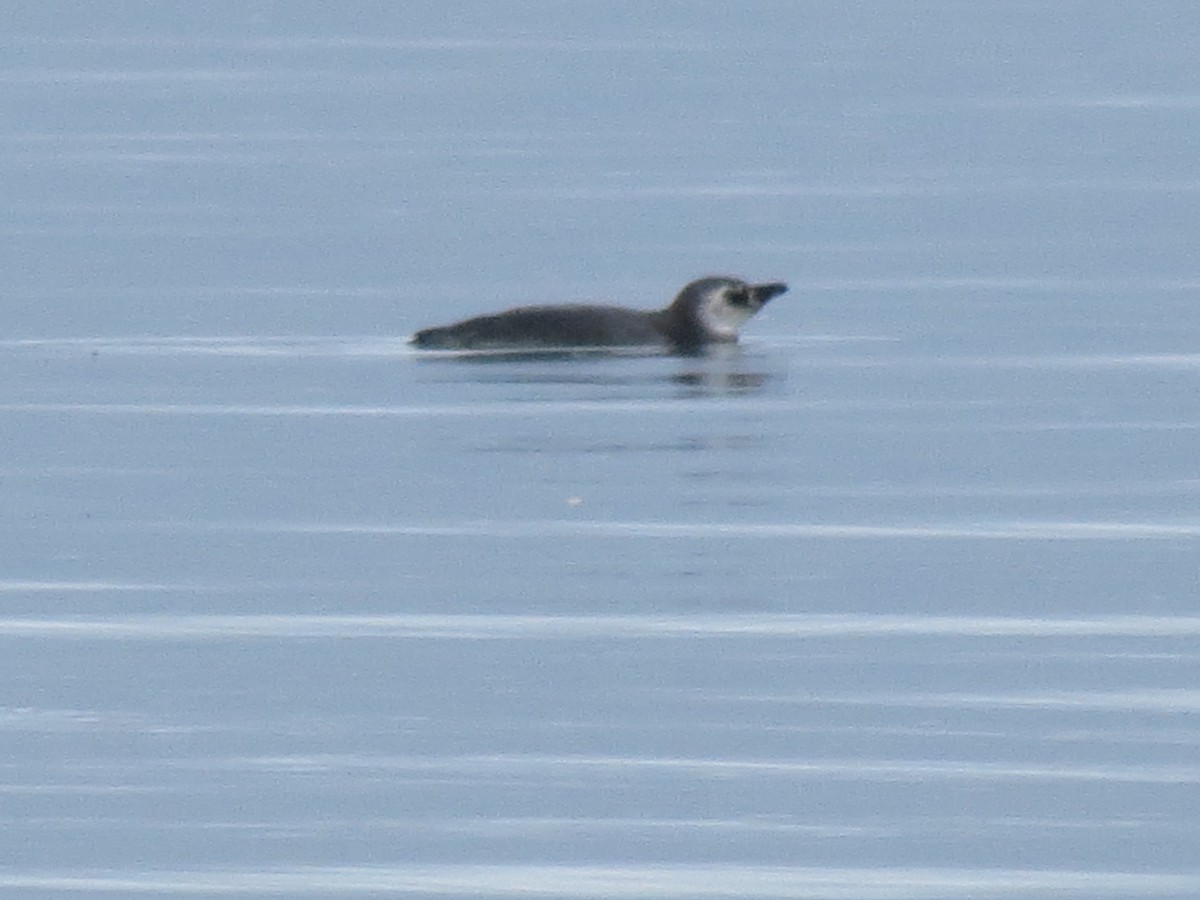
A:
409;276;788;351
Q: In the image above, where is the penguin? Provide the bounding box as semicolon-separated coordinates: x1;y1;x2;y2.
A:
409;276;787;351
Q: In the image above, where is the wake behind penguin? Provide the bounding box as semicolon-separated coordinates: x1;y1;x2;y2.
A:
409;276;787;352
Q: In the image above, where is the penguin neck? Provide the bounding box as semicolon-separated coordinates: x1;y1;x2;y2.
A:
651;303;710;348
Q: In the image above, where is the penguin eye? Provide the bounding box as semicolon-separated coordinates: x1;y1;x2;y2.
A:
726;287;751;307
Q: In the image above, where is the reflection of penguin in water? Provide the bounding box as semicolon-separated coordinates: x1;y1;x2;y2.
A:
409;276;787;351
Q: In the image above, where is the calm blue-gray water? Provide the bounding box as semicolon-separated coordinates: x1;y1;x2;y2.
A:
3;4;1199;897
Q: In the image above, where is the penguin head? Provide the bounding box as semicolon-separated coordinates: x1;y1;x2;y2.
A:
669;276;788;342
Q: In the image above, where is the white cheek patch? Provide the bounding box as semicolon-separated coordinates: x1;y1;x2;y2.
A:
697;292;756;338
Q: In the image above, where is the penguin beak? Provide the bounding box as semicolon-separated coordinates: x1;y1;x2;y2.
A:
751;282;788;305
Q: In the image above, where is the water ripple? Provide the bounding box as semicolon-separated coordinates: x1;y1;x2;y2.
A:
2;612;1199;641
0;863;1195;898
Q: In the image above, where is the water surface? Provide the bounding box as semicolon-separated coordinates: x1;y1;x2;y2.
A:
3;3;1199;898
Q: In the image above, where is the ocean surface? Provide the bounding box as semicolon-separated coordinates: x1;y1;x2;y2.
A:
3;4;1199;898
